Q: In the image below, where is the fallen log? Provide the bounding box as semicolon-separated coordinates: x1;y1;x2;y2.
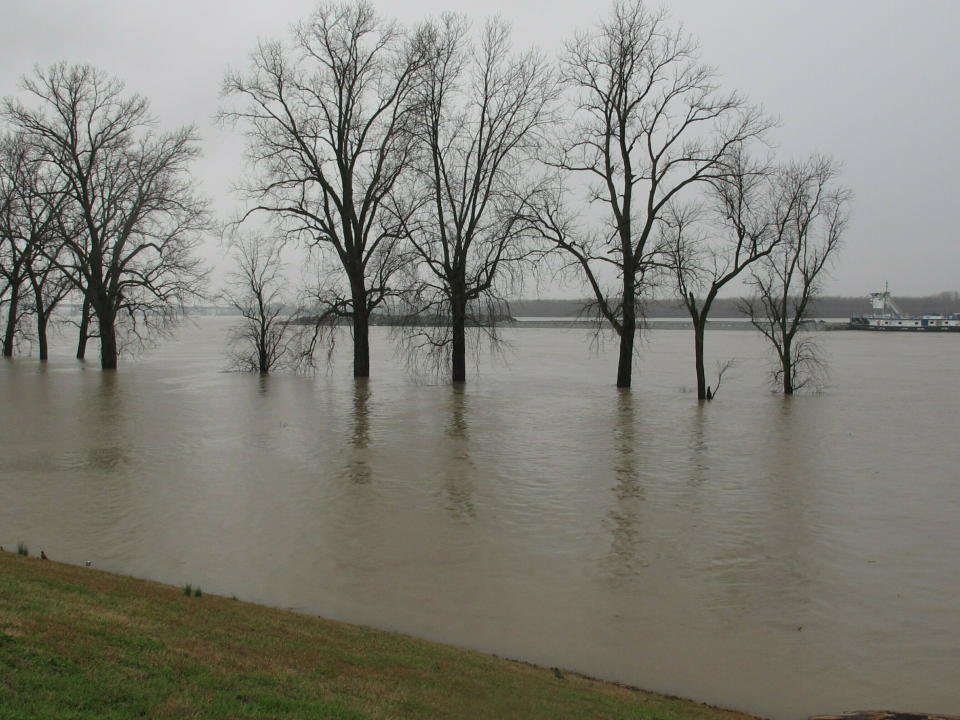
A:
810;712;960;720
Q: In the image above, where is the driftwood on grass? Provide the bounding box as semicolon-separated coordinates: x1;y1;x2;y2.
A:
810;712;960;720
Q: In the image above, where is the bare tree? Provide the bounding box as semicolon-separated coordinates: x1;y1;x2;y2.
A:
662;148;781;400
396;15;555;382
3;64;210;369
220;234;332;373
0;133;75;360
24;247;72;361
0;262;30;357
221;234;292;373
220;1;426;379
0;135;31;356
0;279;7;345
522;0;770;388
741;156;850;394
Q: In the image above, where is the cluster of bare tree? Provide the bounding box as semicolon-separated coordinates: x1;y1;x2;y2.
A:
219;0;849;394
2;1;850;396
218;3;558;382
1;64;209;369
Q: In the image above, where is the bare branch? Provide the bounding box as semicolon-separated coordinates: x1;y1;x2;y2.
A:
219;1;427;378
527;0;773;388
395;14;557;382
741;155;850;394
3;63;210;368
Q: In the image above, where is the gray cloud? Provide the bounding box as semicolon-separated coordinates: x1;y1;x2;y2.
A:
2;0;957;296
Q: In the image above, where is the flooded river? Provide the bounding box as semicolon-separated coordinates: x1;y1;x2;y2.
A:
1;318;958;718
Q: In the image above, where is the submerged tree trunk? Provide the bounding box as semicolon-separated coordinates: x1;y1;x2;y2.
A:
76;295;91;360
36;313;49;361
616;273;636;389
781;336;793;395
616;323;635;389
352;306;370;379
96;303;118;370
694;319;708;400
3;286;20;357
99;324;118;370
258;317;269;374
31;281;51;362
451;294;467;384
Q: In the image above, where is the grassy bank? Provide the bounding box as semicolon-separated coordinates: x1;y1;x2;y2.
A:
0;552;759;720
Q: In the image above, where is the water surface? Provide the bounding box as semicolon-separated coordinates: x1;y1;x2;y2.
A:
2;319;958;719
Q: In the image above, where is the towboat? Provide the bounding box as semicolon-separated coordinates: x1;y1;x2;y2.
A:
849;285;960;331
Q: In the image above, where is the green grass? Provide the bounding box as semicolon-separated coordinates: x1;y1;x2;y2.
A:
0;552;761;720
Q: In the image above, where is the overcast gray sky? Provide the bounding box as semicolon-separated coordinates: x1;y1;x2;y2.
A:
2;0;958;297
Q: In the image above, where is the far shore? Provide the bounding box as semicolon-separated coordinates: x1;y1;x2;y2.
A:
284;316;849;331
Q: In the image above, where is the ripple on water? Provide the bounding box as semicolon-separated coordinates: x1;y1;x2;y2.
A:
2;321;960;719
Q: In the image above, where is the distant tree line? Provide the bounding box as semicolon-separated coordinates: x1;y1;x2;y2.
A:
512;293;960;320
1;0;853;396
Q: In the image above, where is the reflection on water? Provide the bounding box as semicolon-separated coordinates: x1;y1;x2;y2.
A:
444;386;475;520
447;385;469;438
351;378;371;449
604;390;646;585
345;378;372;484
2;320;960;720
688;404;709;486
63;372;129;472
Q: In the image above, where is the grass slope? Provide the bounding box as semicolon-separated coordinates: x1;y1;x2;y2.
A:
0;553;759;720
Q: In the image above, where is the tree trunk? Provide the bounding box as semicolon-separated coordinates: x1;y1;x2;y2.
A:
352;308;370;378
781;337;793;395
616;323;635;388
37;313;49;361
451;296;467;384
76;295;91;360
31;281;50;362
694;319;707;400
97;307;118;370
258;319;269;374
616;276;636;389
3;286;20;357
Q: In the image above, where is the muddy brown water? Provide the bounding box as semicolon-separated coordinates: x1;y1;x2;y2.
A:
2;318;958;719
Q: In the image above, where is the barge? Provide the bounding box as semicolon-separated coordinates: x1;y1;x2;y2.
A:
849;285;960;331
